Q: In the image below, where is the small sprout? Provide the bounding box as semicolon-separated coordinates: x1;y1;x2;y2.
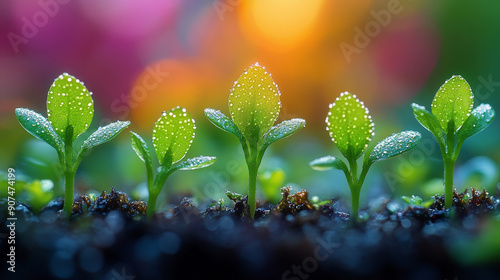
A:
205;63;306;219
15;73;130;219
401;195;433;208
412;75;495;209
130;107;216;218
258;168;286;204
310;92;421;223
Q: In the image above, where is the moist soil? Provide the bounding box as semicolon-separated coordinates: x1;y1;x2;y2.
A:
1;187;499;280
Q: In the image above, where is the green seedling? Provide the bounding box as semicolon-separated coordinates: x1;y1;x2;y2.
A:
401;195;433;208
205;63;306;219
412;75;495;209
15;73;130;218
310;92;421;222
130;107;216;218
259;168;286;204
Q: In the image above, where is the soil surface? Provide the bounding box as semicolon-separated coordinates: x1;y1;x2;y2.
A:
1;187;500;280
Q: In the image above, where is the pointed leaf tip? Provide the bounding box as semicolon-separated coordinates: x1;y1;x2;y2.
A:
431;75;473;132
369;131;421;163
457;103;495;141
229;63;281;143
153;107;195;166
173;156;216;171
326;92;374;160
260;118;305;152
82;120;130;150
47;73;94;142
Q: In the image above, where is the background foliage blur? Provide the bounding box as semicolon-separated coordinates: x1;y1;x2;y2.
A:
1;0;499;210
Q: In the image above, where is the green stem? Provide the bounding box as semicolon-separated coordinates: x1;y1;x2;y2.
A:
147;166;172;219
63;126;74;219
444;158;455;209
350;183;360;223
147;189;159;219
248;161;258;219
63;169;76;219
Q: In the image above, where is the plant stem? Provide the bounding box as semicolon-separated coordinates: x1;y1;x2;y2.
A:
63;170;75;219
147;166;172;219
350;184;360;223
248;162;258;219
147;189;159;219
63;126;74;219
444;158;455;209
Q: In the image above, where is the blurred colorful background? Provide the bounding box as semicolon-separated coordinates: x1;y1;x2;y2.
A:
1;0;500;211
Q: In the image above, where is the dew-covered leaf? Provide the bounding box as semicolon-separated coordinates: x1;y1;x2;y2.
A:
229;63;281;144
457;104;495;142
412;104;442;134
130;131;153;167
431;75;473;132
368;131;421;163
172;156;216;171
15;108;64;153
204;108;244;142
309;156;348;172
81;120;130;150
326;92;374;160
153;107;195;166
260;118;305;152
47;73;94;142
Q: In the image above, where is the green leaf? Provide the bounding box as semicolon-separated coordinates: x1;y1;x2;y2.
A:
309;156;348;172
47;73;94;142
457;104;495;142
130;131;153;166
172;156;216;171
226;190;243;201
153;107;195;166
369;131;421;163
229;63;281;143
15;108;64;154
204;108;245;142
260;118;305;152
412;103;443;134
431;75;473;132
81;121;130;150
402;195;422;206
326;92;374;160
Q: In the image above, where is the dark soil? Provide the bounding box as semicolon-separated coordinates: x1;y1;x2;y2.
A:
1;187;499;280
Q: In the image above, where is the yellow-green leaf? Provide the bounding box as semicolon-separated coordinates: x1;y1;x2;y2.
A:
431;75;473;132
47;73;94;142
229;63;281;144
326;92;374;160
152;107;195;166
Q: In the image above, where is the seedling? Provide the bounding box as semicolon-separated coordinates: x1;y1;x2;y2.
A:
401;195;433;208
412;75;495;209
205;63;305;219
130;107;216;218
15;73;130;218
310;92;421;222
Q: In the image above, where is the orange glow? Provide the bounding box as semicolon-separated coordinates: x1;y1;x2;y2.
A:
239;0;325;51
129;59;221;130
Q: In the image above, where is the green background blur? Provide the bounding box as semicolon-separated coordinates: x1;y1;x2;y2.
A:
1;0;499;210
